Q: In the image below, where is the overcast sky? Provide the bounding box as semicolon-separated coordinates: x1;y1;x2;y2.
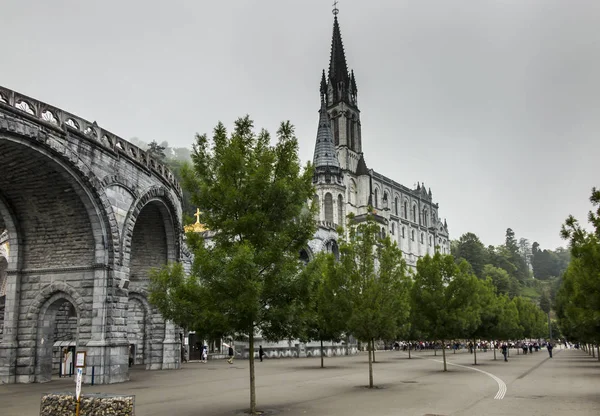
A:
2;0;599;250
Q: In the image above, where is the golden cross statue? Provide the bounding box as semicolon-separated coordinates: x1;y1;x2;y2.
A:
332;0;339;15
194;208;201;224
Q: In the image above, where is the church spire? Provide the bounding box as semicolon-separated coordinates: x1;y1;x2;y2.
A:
312;99;341;176
329;14;349;87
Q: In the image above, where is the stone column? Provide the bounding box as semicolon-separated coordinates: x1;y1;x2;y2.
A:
161;321;180;370
83;266;110;385
0;269;19;384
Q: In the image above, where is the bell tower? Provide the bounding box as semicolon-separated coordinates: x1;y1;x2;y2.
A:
321;6;362;173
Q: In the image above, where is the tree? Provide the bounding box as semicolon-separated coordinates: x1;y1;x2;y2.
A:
452;232;488;278
298;252;351;368
410;253;479;371
482;264;519;298
463;276;498;365
341;211;411;388
149;117;316;414
504;228;530;283
492;295;522;359
147;140;166;160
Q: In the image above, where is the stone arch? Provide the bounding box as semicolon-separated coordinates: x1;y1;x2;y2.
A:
127;292;152;366
394;195;399;216
321;238;339;260
0;132;119;266
121;186;181;276
100;174;140;199
412;203;417;223
299;246;314;265
382;192;389;209
32;287;84;382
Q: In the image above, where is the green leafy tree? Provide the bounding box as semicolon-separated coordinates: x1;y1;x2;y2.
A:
452;232;488;277
147;140;166;161
463;276;498;365
298;252;351;368
410;253;479;371
149;117;316;414
491;295;522;359
341;211;411;387
482;264;519;298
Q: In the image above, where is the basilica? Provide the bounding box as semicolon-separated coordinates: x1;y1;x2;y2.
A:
307;11;451;269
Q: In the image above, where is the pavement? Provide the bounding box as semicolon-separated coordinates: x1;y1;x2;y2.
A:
1;346;598;415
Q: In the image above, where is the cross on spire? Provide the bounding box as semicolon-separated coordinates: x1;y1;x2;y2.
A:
332;0;339;15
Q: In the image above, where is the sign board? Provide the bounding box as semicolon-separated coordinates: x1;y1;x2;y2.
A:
75;368;83;400
75;351;86;367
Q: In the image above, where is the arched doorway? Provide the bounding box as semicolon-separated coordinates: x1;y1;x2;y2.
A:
127;296;148;366
35;294;79;382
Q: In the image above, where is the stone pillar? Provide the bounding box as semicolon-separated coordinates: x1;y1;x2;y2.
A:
161;321;180;370
83;267;109;385
0;269;19;384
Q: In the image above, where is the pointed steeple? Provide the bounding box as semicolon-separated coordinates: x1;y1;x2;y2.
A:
320;70;327;98
313;99;340;172
329;15;349;86
356;153;369;176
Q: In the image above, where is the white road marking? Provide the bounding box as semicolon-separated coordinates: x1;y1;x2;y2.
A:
408;353;507;400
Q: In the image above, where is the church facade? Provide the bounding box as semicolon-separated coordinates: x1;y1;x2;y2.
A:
307;12;450;269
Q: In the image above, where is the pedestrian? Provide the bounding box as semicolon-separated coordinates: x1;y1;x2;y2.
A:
182;345;188;363
259;345;264;362
501;343;508;362
202;346;208;363
547;342;553;358
227;345;235;364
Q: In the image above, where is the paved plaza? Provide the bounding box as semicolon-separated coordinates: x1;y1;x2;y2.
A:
1;347;598;415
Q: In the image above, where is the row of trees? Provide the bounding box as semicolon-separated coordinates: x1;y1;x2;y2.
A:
555;188;600;357
147;117;549;414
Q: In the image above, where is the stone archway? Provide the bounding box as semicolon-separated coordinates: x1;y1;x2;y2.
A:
35;293;80;383
126;295;149;366
0;256;7;341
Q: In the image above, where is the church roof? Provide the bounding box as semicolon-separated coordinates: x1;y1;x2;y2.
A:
329;15;349;86
313;100;340;170
356;153;369;175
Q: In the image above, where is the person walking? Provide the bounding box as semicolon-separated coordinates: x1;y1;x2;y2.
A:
547;342;553;358
501;343;508;362
201;345;208;363
227;345;235;364
259;345;265;362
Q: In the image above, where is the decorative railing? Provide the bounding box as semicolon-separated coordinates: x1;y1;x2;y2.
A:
0;86;182;197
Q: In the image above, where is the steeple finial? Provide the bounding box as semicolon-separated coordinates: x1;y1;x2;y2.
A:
332;0;339;16
320;69;327;99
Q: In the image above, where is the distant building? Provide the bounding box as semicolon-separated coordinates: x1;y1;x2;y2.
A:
307;10;450;269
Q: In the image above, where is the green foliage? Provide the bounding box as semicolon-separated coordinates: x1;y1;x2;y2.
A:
147;140;166;161
297;252;351;366
482;264;519;298
149;116;316;413
555;187;600;344
452;232;488;277
493;295;522;341
531;242;569;280
339;211;411;386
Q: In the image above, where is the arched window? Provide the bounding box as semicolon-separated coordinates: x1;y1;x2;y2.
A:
324;193;333;223
394;197;399;215
383;192;389;209
403;201;408;218
412;205;417;222
391;223;395;235
420;233;424;244
402;227;405;238
411;230;415;241
381;227;385;239
374;189;379;208
423;209;428;227
349;180;357;205
337;194;344;225
429;236;432;246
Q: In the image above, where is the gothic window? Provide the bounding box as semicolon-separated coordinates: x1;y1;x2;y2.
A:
381;227;385;239
412;204;417;223
383;192;388;209
349;180;357;205
429;236;432;246
394;197;399;215
404;201;408;218
337;194;344;225
374;189;379;208
402;227;405;238
411;230;415;241
420;233;424;244
423;209;428;227
333;117;340;146
324;193;333;224
391;223;395;235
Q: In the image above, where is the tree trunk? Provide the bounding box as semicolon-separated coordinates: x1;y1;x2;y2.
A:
596;345;599;361
372;338;376;363
473;339;477;365
408;343;411;359
368;339;374;388
434;343;437;356
249;330;257;415
442;340;447;372
320;338;324;369
493;340;497;361
593;344;596;358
